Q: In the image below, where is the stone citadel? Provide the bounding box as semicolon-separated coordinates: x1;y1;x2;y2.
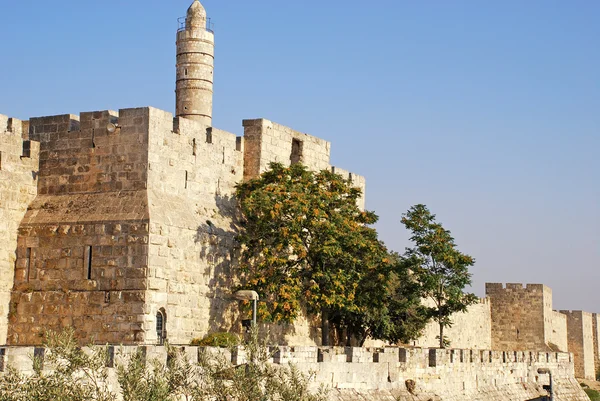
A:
0;1;595;399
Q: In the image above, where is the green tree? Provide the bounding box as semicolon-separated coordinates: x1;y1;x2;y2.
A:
401;204;478;348
331;252;428;346
236;162;394;345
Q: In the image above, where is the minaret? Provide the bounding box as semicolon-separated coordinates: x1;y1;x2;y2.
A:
176;0;214;125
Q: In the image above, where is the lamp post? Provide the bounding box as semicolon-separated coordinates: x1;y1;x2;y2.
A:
537;368;553;401
233;290;259;326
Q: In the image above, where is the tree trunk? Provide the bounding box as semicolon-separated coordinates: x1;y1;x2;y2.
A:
321;308;330;346
439;321;444;349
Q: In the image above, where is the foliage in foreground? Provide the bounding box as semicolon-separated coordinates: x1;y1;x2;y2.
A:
584;388;600;401
189;332;240;347
0;328;327;401
235;162;426;345
0;329;115;401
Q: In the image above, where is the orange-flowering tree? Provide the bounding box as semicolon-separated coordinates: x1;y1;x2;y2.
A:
235;163;424;345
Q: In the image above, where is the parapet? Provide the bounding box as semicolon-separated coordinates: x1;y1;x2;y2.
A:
0;114;29;139
485;282;547;294
242;118;331;180
0;113;40;166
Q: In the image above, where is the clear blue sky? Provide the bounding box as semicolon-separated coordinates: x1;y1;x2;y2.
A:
1;1;598;310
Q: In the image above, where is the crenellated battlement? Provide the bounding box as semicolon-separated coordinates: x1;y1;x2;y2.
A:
0;344;586;400
485;282;547;293
0;114;40;166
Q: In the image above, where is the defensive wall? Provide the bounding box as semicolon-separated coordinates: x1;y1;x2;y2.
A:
0;344;588;401
0;115;39;345
0;107;365;348
413;298;492;350
560;310;595;380
408;283;600;380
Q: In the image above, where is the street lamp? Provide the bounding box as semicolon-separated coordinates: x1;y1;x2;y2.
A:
233;290;259;327
537;368;553;401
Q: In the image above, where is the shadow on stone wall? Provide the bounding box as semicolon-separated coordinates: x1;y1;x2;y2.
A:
195;193;321;345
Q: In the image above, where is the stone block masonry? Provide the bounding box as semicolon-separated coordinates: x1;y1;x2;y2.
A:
486;283;568;352
560;310;595;379
9;109;151;345
242;118;366;209
413;298;491;349
0;344;588;401
2;107;366;347
0;115;39;345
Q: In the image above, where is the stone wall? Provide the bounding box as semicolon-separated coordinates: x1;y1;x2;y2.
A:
0;115;39;345
549;310;568;352
0;344;588;401
145;107;243;345
241;118;366;210
413;298;491;349
486;282;569;353
7;110;151;345
242;118;331;180
486;283;547;351
561;310;595;379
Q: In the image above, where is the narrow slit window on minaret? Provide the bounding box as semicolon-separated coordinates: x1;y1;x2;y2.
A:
192;138;197;156
206;128;212;144
85;246;93;280
184;68;188;76
185;171;189;189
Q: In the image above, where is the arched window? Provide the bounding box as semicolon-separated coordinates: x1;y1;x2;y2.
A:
156;309;167;345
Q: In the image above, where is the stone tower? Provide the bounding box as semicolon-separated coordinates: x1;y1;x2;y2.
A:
175;0;214;125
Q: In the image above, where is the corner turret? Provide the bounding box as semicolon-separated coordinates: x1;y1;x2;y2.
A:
175;0;215;125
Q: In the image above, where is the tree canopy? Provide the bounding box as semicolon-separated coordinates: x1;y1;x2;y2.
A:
401;204;478;348
235;163;425;345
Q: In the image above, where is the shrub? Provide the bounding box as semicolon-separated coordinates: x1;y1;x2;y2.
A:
584;388;600;401
0;328;326;401
190;332;239;347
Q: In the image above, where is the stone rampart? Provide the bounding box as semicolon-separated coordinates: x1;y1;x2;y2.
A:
0;344;588;401
0;115;39;345
145;107;244;345
560;310;595;380
486;283;568;352
413;298;491;349
8;109;151;345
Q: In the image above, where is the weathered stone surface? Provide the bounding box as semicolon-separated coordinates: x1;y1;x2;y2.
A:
0;344;589;401
0;115;38;345
486;283;568;352
413;298;491;350
1;106;364;347
560;310;595;379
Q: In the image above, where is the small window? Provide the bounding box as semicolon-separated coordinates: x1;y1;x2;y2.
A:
156;309;167;345
26;247;33;282
22;141;31;158
0;348;5;372
290;139;303;164
185;171;188;189
206;128;213;144
184;68;188;76
192;138;197;156
85;246;93;280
